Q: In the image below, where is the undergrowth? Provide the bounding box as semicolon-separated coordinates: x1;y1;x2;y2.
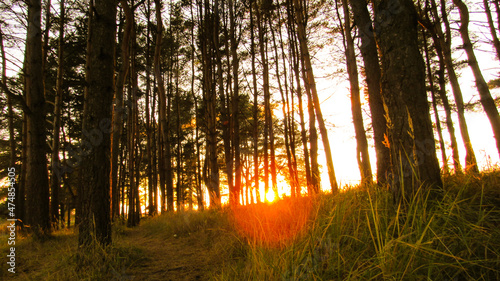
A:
215;170;500;280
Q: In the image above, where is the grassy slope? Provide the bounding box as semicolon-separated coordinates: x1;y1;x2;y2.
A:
1;171;499;280
217;171;500;280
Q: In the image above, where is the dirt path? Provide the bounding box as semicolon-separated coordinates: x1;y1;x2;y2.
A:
119;228;217;281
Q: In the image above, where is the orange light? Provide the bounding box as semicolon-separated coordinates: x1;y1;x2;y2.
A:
231;196;313;248
265;190;276;202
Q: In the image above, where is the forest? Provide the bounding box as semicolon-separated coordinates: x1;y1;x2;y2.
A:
0;0;500;279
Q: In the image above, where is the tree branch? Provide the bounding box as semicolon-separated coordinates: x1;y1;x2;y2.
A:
0;80;31;115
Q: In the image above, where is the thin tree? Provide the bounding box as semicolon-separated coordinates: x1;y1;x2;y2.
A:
453;0;500;159
50;0;65;226
424;0;477;172
111;0;133;219
339;0;372;185
293;0;338;192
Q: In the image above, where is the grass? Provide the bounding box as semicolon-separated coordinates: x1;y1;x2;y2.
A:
215;170;500;280
1;171;499;280
0;224;145;280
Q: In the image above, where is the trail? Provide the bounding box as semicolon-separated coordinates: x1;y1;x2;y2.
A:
119;228;216;281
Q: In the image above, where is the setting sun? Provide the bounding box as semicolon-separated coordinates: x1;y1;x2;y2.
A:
265;190;276;203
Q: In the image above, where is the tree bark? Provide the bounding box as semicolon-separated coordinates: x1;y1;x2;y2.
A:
349;0;390;185
340;0;373;185
374;0;442;201
78;0;117;247
25;0;51;236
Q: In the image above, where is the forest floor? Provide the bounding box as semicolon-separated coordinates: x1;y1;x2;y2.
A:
117;224;218;280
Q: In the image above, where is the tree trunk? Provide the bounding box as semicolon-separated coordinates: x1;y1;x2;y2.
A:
190;3;204;210
25;0;51;236
349;0;390;185
453;0;500;159
374;0;442;201
423;32;448;174
78;0;117;247
256;4;273;198
229;0;241;206
286;1;312;193
428;0;478;172
41;0;51;99
199;0;220;207
50;0;65;227
340;0;373;185
250;1;261;203
293;0;338;192
437;55;461;173
111;0;133;219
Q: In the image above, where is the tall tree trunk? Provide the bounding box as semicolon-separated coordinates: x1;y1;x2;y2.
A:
340;0;373;185
111;0;133;219
250;1;261;203
200;0;220;207
256;4;273;198
78;0;117;247
2;25;21;225
50;0;65;227
287;1;312;193
349;0;390;185
427;0;477;172
190;2;204;210
175;51;183;211
303;57;321;193
25;0;51;236
229;0;241;206
293;0;338;192
423;32;448;174
453;0;500;159
41;0;51;99
127;81;137;226
270;9;298;196
374;0;442;201
437;55;461;173
144;0;156;216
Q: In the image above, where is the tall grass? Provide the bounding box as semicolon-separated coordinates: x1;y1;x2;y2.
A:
215;171;500;280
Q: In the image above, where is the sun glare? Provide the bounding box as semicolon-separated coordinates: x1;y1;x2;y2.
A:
231;196;313;247
265;190;276;203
